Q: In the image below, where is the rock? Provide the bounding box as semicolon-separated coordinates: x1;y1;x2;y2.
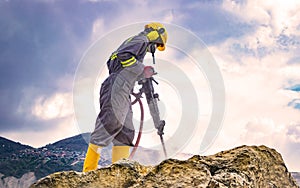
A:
0;172;36;188
30;145;299;188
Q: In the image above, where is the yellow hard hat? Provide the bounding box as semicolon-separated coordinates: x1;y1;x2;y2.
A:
145;22;168;51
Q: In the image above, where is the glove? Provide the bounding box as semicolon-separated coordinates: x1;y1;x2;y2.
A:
143;66;155;78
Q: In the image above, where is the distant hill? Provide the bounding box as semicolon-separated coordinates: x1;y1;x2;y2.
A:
0;136;33;158
45;133;90;151
0;133;92;180
291;172;300;186
0;133;114;181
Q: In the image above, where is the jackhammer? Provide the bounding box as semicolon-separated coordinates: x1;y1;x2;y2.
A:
129;74;167;159
129;43;167;159
138;75;167;158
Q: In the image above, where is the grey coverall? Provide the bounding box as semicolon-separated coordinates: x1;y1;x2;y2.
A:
90;32;149;147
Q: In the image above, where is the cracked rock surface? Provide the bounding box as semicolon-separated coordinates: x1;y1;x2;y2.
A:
30;145;299;188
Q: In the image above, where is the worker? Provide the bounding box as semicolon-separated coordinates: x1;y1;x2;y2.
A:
82;22;168;172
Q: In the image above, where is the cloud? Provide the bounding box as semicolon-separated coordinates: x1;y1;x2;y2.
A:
287;122;300;143
2;116;80;148
86;0;117;2
0;0;104;133
172;0;257;45
223;0;300;33
221;0;300;57
240;117;286;146
280;63;300;83
200;0;300;170
90;18;105;41
31;92;73;120
203;49;300;170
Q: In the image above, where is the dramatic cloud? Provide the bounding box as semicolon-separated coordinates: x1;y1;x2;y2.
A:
0;0;111;133
31;92;73;120
200;0;300;171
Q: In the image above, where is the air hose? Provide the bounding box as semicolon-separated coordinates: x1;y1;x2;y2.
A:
128;92;144;159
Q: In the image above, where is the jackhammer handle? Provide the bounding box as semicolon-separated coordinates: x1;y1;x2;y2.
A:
157;120;165;136
151;77;159;85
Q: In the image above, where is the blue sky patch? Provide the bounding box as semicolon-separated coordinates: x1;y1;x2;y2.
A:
288;99;300;110
288;85;300;92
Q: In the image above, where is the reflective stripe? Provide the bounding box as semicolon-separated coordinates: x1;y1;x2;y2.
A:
121;56;137;67
125;36;134;44
110;52;118;60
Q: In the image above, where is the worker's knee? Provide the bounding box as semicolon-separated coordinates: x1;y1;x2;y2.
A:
98;109;123;134
113;126;135;146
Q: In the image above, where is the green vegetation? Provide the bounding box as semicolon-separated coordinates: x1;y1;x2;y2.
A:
0;137;33;158
0;134;89;179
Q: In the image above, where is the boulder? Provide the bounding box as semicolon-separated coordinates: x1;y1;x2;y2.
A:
30;145;299;188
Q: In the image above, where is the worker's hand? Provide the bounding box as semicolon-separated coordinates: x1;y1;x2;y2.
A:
143;66;156;78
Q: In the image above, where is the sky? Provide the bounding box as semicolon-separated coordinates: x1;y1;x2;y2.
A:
0;0;300;171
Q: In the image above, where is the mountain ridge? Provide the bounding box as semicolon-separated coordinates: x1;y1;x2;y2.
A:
0;133;91;180
0;136;33;157
43;132;90;151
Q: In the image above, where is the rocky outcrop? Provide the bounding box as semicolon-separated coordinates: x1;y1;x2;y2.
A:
0;172;36;188
30;145;299;188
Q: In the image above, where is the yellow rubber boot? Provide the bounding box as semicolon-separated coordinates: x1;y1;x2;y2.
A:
82;143;101;172
112;146;130;163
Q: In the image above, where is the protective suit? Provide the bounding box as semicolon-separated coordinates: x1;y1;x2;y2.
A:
90;34;148;147
83;22;167;172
